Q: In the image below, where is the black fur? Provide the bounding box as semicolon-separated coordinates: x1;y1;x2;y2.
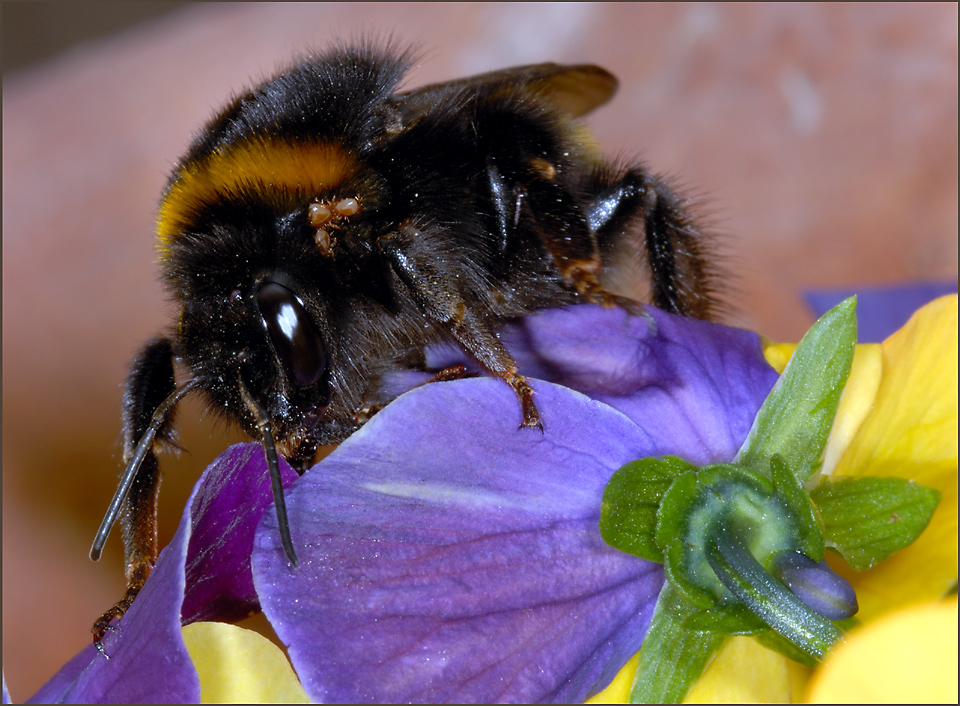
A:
92;44;717;647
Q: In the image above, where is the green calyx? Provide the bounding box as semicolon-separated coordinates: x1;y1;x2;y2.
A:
658;460;815;610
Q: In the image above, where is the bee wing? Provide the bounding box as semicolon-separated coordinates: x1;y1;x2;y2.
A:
390;63;618;121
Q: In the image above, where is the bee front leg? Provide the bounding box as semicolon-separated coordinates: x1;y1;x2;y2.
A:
92;337;178;653
379;227;542;430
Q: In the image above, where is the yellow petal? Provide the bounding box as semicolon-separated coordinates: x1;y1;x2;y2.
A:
594;299;958;704
683;637;808;704
820;344;882;477
763;341;797;374
586;639;808;704
182;621;310;704
835;295;958;488
586;652;638;703
833;295;958;618
805;597;959;704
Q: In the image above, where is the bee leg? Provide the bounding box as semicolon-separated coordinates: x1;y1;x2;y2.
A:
586;166;716;319
486;160;518;256
379;229;543;430
354;403;383;425
425;364;478;383
441;312;543;431
91;563;151;656
92;337;178;653
490;159;606;298
356;367;477;425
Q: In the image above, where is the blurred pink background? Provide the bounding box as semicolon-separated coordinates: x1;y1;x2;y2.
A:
3;3;957;699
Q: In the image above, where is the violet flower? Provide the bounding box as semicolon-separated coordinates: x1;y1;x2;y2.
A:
28;305;778;704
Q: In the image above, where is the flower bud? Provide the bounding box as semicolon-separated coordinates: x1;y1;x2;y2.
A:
772;551;858;620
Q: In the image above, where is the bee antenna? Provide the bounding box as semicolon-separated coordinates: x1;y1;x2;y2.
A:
90;382;197;561
237;380;299;568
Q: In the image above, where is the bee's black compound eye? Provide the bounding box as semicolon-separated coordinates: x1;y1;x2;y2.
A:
256;282;326;388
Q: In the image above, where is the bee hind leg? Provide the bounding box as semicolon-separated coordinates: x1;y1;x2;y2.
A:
585;165;717;319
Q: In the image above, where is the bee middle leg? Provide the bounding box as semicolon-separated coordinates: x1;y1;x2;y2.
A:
509;159;716;319
489;159;605;300
425;365;477;383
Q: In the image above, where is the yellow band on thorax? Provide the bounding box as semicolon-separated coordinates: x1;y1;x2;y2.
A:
157;137;358;252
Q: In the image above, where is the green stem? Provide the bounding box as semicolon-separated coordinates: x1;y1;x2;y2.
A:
630;584;724;704
705;523;842;660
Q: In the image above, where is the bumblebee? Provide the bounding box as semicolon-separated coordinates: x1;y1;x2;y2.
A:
89;43;715;648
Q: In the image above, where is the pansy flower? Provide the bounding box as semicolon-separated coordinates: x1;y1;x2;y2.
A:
25;304;781;704
23;296;953;704
591;293;957;703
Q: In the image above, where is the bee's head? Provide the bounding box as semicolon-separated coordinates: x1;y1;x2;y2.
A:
163;183;342;460
176;265;328;458
156;129;393;460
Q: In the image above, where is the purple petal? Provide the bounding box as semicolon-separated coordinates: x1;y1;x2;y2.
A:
182;443;299;623
31;304;779;703
513;306;779;462
805;281;958;343
772;552;858;621
248;305;778;703
27;499;198;704
432;305;778;463
28;444;296;703
252;381;665;703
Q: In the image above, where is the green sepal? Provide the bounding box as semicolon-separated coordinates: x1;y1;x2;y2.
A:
600;456;697;562
630;584;726;704
657;471;726;608
698;462;774;496
663;535;724;609
736;297;857;481
811;476;942;570
704;523;843;660
770;455;825;561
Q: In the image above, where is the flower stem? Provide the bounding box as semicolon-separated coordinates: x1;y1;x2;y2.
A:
630;584;724;704
705;523;843;660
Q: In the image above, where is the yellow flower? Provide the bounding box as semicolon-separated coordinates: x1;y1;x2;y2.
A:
182;622;309;704
803;294;958;703
824;295;958;620
587;637;809;703
805;596;958;704
591;295;958;704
